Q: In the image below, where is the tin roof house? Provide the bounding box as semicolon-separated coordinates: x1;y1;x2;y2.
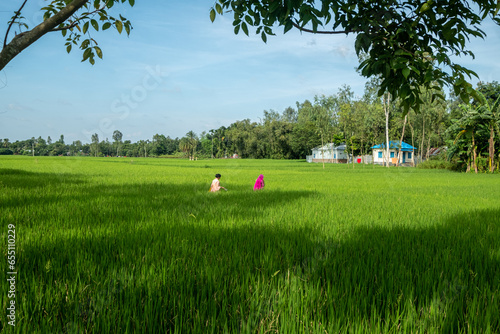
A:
306;143;349;163
372;141;417;165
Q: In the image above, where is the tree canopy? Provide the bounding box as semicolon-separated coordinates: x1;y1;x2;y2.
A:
211;0;500;113
0;0;133;71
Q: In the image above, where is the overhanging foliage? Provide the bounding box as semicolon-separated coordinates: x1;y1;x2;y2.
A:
211;0;500;113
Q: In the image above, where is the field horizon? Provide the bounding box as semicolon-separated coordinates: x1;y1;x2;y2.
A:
1;156;499;333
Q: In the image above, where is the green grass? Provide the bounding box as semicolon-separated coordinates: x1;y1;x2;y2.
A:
1;156;499;333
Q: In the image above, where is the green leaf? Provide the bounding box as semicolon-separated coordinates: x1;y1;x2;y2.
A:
402;68;410;79
465;84;473;94
394;49;412;57
128;0;135;6
115;20;123;33
269;1;280;12
91;19;99;31
94;46;103;59
81;39;90;49
102;22;111;30
354;33;371;54
66;44;72;53
261;31;267;43
234;25;240;34
98;11;107;21
254;13;261;26
82;48;92;61
245;15;253;26
409;66;420;75
241;22;249;36
210;8;216;22
83;21;89;34
124;22;131;35
284;19;293;34
215;3;223;15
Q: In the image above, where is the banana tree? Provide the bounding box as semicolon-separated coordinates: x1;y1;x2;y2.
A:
451;105;482;173
474;93;500;172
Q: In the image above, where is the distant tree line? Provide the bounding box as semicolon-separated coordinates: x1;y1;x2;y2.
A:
0;132;181;158
2;81;499;172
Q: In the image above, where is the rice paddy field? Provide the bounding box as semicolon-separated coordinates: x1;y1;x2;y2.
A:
1;155;499;333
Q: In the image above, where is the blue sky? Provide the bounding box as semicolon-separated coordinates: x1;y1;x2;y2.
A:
1;1;499;144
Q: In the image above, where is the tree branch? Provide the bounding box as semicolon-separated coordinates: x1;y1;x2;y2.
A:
50;20;80;32
49;3;108;33
0;0;90;71
292;20;358;34
4;0;29;49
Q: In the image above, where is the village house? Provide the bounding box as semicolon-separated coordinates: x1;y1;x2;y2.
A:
306;143;349;163
371;141;417;165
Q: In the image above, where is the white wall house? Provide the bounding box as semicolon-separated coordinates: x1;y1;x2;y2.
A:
372;141;417;165
307;143;349;163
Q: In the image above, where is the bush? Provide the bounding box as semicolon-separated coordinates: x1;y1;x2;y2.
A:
417;159;457;170
476;156;489;173
0;148;13;155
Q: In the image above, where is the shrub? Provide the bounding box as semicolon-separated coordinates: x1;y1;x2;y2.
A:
0;148;13;155
417;159;457;170
476;156;489;173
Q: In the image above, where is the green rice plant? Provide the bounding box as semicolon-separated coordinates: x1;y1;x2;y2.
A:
0;156;499;333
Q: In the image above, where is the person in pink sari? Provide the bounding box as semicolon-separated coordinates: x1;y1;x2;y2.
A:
253;174;265;191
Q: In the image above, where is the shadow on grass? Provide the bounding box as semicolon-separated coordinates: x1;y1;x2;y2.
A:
1;177;315;227
15;200;499;333
0;168;86;189
4;167;498;332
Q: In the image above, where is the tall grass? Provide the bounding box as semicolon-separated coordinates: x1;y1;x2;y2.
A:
1;156;499;333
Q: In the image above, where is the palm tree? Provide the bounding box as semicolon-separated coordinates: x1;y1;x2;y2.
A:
179;138;190;158
91;133;99;157
112;130;123;156
185;131;198;160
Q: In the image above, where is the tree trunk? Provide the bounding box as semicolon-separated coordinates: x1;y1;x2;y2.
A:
372;139;376;168
472;132;478;174
420;116;425;163
396;115;407;167
426;137;431;160
360;138;364;165
330;135;334;163
351;145;355;169
320;133;324;169
489;126;495;172
383;93;391;167
408;115;415;167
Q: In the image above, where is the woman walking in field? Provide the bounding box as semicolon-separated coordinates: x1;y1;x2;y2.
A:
210;174;226;192
253;174;265;191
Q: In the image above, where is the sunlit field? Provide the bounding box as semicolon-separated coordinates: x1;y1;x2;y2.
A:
1;156;499;333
